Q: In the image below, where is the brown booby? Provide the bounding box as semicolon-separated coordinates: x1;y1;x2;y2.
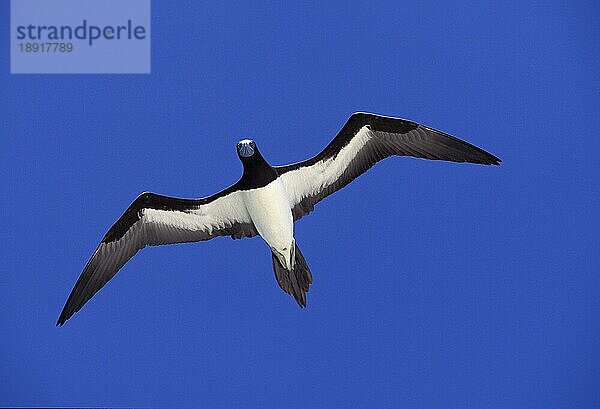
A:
57;112;500;326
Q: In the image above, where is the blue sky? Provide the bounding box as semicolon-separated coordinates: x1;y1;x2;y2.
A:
1;1;599;408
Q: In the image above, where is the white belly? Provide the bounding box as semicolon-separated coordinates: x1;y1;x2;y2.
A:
242;178;294;253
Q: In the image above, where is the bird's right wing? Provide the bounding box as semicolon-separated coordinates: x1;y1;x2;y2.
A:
57;188;256;326
276;112;500;221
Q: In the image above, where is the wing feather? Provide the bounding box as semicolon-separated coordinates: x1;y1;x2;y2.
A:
276;112;500;221
57;189;256;325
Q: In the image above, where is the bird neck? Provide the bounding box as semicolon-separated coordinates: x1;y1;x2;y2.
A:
239;154;278;189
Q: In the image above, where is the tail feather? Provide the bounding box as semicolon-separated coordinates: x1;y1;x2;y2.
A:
272;242;313;307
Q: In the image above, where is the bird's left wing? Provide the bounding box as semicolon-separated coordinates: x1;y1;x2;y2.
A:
57;188;256;326
276;112;501;221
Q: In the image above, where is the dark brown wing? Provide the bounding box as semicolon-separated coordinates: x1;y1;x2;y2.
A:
57;189;257;326
276;112;500;220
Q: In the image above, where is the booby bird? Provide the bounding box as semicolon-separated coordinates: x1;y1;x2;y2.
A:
57;112;500;326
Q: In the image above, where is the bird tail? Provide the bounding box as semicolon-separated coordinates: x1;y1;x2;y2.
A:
271;241;313;307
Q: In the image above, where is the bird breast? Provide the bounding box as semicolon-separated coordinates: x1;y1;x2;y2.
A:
242;178;294;252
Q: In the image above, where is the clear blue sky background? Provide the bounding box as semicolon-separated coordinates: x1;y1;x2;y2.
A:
1;1;599;408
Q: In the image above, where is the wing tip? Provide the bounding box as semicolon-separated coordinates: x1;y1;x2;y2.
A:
485;152;502;165
466;157;501;166
56;306;75;326
57;294;86;327
56;314;67;327
482;155;502;166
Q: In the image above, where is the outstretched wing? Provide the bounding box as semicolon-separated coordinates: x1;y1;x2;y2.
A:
276;112;501;221
57;188;256;326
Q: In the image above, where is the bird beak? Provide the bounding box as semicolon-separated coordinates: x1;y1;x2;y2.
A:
239;143;255;157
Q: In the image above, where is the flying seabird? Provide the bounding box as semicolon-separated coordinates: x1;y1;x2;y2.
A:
57;112;500;326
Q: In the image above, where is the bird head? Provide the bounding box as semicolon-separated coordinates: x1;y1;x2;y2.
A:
237;139;257;159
